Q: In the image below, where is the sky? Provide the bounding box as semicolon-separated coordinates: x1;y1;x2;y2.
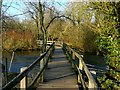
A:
2;0;27;20
2;0;119;21
2;0;98;24
2;0;69;21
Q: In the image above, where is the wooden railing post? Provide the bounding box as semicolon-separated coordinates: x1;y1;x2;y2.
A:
72;51;75;60
69;50;71;56
89;80;94;88
88;79;97;89
71;51;75;69
40;54;44;82
5;58;8;84
47;51;49;62
20;67;27;90
48;47;52;62
62;43;98;89
77;72;81;84
79;57;83;70
78;57;83;83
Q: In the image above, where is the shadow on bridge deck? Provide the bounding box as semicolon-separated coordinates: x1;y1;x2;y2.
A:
37;46;80;89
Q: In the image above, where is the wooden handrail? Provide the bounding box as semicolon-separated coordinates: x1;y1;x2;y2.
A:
63;43;98;89
2;42;55;90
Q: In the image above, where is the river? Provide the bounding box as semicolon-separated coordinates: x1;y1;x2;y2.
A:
2;51;107;73
2;51;40;73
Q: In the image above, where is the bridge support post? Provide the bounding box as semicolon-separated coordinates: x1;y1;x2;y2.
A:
88;80;95;89
72;52;75;69
50;45;54;60
40;54;44;82
20;67;27;90
48;50;51;62
78;58;83;84
79;58;83;70
72;52;75;60
77;74;81;84
5;58;8;84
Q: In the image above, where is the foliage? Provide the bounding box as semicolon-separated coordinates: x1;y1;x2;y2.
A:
59;2;98;53
47;19;65;41
2;1;120;89
2;17;37;51
60;23;97;53
91;2;120;89
2;30;36;51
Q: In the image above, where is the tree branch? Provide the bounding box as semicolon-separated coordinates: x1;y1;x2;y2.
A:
2;0;13;15
45;15;75;30
8;11;29;18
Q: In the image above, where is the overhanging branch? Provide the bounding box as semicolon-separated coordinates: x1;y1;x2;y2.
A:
45;15;75;30
8;11;29;18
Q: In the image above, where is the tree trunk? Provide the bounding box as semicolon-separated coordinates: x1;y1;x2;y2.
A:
38;0;47;53
0;0;2;18
0;0;2;39
36;15;40;40
0;0;2;20
42;31;47;52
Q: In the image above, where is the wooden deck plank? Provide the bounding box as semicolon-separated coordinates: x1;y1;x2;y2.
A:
37;46;79;89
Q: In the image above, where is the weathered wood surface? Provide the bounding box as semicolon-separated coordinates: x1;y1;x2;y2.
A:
37;46;79;89
63;43;98;89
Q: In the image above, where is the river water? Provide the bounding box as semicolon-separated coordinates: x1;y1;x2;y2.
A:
2;51;107;73
2;51;40;73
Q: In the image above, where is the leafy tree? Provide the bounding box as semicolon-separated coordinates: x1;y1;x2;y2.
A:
91;2;120;89
61;2;98;53
47;19;65;41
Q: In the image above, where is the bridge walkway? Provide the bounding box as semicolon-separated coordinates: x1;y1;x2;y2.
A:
37;46;79;89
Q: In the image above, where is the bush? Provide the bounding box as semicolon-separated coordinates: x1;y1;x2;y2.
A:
2;30;36;51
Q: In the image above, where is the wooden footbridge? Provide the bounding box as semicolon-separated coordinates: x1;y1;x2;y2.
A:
2;42;98;90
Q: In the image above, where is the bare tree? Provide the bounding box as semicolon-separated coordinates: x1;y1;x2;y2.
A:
25;1;75;53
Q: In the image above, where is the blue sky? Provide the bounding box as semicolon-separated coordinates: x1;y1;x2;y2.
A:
2;0;26;20
2;0;96;23
2;0;68;21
